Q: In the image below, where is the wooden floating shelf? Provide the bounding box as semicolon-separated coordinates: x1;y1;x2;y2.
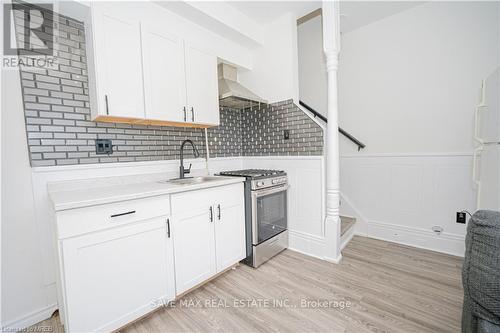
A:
93;116;215;129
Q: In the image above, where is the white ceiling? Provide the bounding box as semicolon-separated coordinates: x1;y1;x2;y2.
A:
339;1;424;34
227;1;424;33
227;1;322;24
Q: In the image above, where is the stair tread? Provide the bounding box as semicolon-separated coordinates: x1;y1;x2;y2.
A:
340;216;356;236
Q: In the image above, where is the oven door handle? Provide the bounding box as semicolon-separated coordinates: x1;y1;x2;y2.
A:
252;185;288;198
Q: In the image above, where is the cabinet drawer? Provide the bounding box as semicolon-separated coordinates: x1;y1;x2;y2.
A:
56;195;170;239
210;183;244;208
171;183;243;215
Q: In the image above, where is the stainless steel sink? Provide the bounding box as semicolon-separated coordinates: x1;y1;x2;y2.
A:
159;176;224;185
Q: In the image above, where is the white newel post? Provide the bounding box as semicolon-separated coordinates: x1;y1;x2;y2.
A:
322;1;342;263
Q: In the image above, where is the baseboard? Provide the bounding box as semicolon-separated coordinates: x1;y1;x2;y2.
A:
324;253;343;264
360;220;465;257
341;190;466;257
288;230;326;260
2;303;57;331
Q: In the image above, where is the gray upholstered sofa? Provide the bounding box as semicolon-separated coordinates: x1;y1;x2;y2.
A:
462;210;500;333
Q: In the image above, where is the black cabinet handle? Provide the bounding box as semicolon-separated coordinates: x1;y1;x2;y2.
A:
166;218;171;238
105;95;109;115
209;206;213;222
183;106;187;122
191;107;194;122
110;210;136;218
217;204;221;220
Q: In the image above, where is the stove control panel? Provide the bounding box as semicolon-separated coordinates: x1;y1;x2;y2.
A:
251;176;287;190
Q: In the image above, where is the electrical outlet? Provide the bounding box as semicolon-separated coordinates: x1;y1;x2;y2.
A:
95;139;113;155
283;129;290;140
456;212;467;224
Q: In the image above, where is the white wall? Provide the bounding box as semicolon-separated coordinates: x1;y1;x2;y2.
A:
337;2;499;256
338;1;499;155
298;15;327;116
239;12;300;103
1;69;57;328
340;153;475;256
158;1;264;48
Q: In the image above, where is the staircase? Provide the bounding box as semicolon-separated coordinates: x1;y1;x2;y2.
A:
340;216;356;251
299;100;366;151
298;100;364;255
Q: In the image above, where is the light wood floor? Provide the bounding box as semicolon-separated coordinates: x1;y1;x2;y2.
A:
31;236;464;333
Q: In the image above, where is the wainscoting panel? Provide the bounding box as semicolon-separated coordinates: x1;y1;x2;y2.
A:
242;156;326;257
340;153;476;256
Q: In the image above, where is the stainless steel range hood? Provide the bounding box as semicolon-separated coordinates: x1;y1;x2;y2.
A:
218;63;267;109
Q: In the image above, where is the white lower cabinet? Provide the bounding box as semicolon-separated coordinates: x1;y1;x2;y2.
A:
60;216;175;332
54;183;245;332
214;201;246;272
170;198;217;294
171;183;245;295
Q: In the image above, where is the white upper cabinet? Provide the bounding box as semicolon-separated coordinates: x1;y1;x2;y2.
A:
91;5;145;120
141;25;187;123
185;44;220;126
88;4;220;127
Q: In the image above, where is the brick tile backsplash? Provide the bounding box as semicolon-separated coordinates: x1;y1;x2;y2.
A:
241;100;323;156
17;3;323;167
207;102;324;158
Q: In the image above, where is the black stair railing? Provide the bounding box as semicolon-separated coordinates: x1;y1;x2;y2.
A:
299;100;366;151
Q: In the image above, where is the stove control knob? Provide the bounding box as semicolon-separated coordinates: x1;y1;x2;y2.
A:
257;181;265;187
272;179;278;184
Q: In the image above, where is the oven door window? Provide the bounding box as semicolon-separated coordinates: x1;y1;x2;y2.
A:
256;189;287;244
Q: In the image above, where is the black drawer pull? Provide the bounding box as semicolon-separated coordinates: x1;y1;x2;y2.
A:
105;95;109;115
110;210;136;218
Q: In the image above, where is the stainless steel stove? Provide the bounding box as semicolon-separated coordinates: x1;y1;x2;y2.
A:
219;169;289;267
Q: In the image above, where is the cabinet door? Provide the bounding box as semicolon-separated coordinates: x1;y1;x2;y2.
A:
141;25;187;122
184;44;220;126
171;189;217;294
61;217;173;333
213;184;246;272
171;208;216;295
92;5;145;119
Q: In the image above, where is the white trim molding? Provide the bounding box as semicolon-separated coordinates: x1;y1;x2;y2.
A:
363;221;465;257
2;304;57;332
288;230;326;260
322;0;342;263
340;152;474;158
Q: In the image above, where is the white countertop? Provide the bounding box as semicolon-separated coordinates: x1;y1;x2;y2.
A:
49;176;244;211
